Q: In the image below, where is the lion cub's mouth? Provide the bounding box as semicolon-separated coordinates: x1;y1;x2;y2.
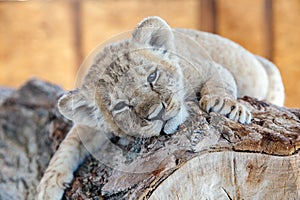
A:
147;103;165;121
146;103;181;135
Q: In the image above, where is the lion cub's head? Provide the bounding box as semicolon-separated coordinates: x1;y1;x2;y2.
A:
58;16;187;138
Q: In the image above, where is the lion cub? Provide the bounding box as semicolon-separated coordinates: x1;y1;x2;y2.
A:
37;16;284;199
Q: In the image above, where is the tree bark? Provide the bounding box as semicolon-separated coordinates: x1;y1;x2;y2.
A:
0;79;72;200
0;79;299;199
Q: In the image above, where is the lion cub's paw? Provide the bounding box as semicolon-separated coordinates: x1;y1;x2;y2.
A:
36;168;73;200
199;95;252;124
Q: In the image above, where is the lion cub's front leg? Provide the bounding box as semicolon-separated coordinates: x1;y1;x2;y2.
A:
199;95;252;124
36;125;89;200
199;66;252;124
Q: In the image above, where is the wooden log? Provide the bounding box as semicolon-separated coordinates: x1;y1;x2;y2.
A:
65;97;300;199
0;79;299;199
0;79;72;200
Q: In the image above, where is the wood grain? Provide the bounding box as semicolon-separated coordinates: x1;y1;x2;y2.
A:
217;0;266;56
81;0;201;56
0;1;76;89
150;152;300;199
273;0;300;108
64;97;300;199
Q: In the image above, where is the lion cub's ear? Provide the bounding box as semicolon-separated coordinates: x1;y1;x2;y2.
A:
58;89;98;126
132;16;175;52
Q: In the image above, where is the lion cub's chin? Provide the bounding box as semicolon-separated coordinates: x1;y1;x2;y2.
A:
120;120;164;138
163;105;189;135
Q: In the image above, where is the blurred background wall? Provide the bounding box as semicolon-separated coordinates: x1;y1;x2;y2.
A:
0;0;299;107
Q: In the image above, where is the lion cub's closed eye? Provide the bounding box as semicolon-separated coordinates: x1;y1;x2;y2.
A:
37;16;284;200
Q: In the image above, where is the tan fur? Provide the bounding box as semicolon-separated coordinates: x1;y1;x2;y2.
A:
36;16;284;199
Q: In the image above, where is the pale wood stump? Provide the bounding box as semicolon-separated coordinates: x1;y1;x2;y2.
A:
0;79;299;199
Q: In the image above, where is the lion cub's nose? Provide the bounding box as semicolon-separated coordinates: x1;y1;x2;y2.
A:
147;103;165;121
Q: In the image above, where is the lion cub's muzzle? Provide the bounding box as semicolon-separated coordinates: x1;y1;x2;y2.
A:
146;103;165;121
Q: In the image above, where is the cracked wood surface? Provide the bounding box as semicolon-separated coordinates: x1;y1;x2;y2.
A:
0;79;72;200
0;79;299;199
65;98;300;199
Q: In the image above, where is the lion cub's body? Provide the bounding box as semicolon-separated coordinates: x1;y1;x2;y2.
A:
37;17;284;199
